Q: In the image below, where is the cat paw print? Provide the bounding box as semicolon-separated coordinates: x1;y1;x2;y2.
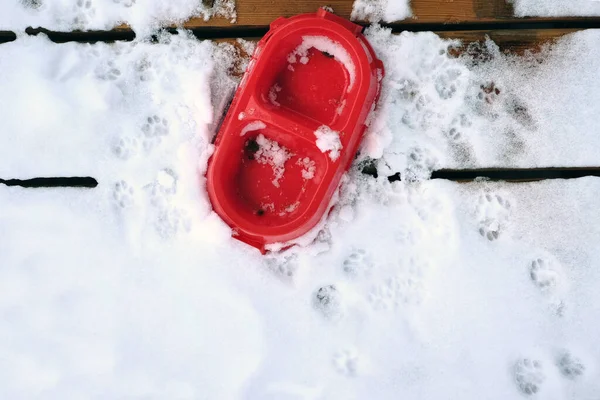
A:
155;207;191;239
20;0;43;9
529;258;562;293
95;60;121;81
342;248;372;277
435;68;462;100
395;79;419;102
404;147;438;182
134;56;154;82
369;259;428;310
513;358;545;396
72;0;96;29
112;136;139;160
141;115;169;151
478;82;501;105
556;352;585;380
113;0;135;7
112;180;135;209
147;169;178;209
265;252;299;280
333;349;359;377
314;285;343;319
444;114;472;142
476;192;511;241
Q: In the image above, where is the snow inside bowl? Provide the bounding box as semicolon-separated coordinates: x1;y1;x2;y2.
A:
206;9;384;252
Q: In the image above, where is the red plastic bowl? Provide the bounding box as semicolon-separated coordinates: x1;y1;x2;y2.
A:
206;9;384;252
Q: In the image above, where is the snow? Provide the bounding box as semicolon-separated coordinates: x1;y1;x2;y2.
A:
268;83;282;106
288;36;356;91
240;121;266;136
0;0;236;36
2;23;600;400
510;0;600;17
351;0;412;23
297;157;317;180
361;26;600;180
254;134;292;187
315;125;343;161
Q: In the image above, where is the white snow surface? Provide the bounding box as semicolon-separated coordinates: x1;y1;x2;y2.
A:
1;27;600;399
351;0;412;23
362;26;600;179
315;125;343;161
510;0;600;17
0;0;236;36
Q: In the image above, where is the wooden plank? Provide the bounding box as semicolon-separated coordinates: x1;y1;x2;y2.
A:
217;28;579;68
183;0;600;28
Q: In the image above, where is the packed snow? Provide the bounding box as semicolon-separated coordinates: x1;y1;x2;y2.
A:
351;0;412;23
0;0;236;35
1;23;600;400
510;0;600;17
314;125;343;161
288;36;356;90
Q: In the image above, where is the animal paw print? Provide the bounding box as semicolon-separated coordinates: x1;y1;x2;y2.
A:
556;352;585;380
95;60;121;81
134;57;154;82
395;79;418;102
404;147;437;182
113;0;135;7
314;285;342;319
478;82;501;104
476;192;511;241
369;259;428;310
112;180;135;209
147;169;178;209
342;248;372;276
265;252;299;279
444;114;472;142
435;68;462;100
369;284;395;310
513;358;545;396
141;115;169;151
155;207;190;239
529;258;561;293
112;136;139;160
20;0;42;9
72;0;95;29
333;349;359;377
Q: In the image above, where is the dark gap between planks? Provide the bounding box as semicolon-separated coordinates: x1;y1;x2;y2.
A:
1;169;600;189
360;165;600;183
0;177;98;188
2;18;600;43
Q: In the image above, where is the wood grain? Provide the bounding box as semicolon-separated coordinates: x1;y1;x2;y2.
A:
183;0;600;28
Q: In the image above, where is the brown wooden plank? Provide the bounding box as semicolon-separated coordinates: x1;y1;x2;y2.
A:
217;28;578;65
182;0;600;28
